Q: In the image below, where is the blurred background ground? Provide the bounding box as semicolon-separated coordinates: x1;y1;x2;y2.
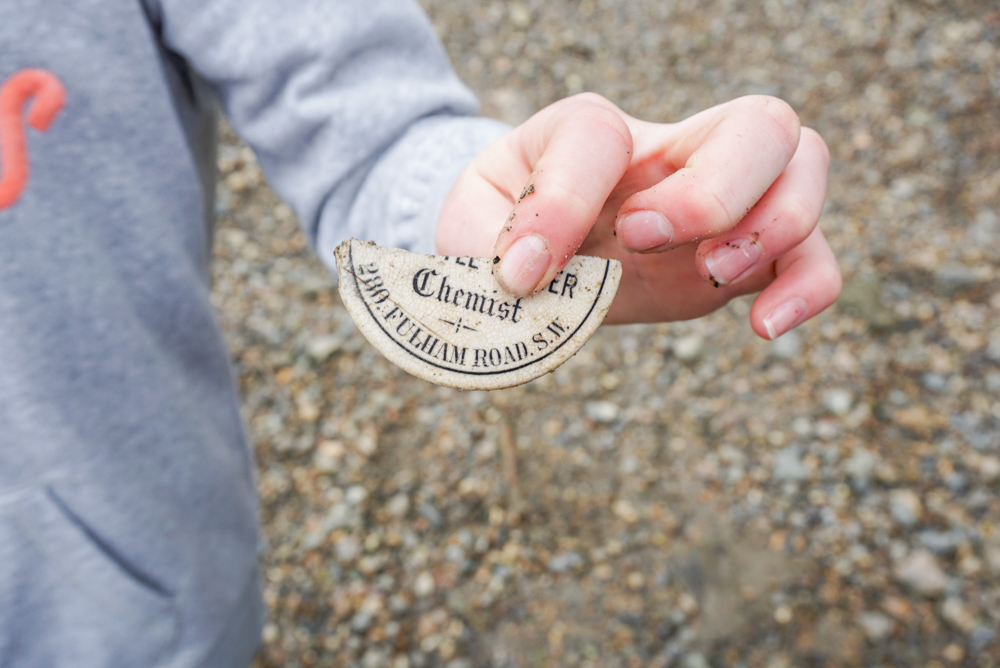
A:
213;0;1000;666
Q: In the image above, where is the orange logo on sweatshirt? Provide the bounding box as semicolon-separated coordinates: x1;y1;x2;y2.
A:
0;69;66;210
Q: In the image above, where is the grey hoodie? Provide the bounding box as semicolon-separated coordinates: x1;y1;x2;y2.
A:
0;0;506;665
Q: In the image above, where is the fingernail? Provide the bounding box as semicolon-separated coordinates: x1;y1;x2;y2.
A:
763;298;808;340
497;234;551;296
704;237;763;285
617;210;674;252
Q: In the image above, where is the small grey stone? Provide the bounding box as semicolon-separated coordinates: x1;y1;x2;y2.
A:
585;400;620;424
844;448;877;486
940;597;976;632
362;650;390;668
388;594;410;614
971;626;998;651
769;330;801;359
619;455;641;475
772;445;810;482
934;264;980;296
823;388;854;416
893;549;948;596
888;389;910;406
336;535;361;563
986;336;1000;363
352;612;374;633
857;611;893;641
346;485;368;505
507;3;532;29
970;207;998;246
922;372;947;392
413;571;435;597
683;653;710;668
918;530;962;555
418;502;443;528
673;335;703;362
306;334;343;362
889;489;922;526
323;503;361;531
444;544;466;564
386;493;410;518
547;551;584;573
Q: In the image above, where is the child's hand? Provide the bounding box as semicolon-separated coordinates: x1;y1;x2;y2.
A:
436;93;840;339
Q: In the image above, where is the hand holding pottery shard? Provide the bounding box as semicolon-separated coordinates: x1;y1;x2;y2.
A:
334;239;622;390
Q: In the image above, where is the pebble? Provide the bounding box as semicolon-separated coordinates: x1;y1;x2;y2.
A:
306;334;343;361
772;445;810;482
672;335;703;362
940;598;975;633
844;448;877;486
769;330;801;359
547;551;584;573
893;550;949;597
612;499;640;523
387;493;411;518
352;612;374;633
336;535;361;563
683;653;710;668
933;264;981;296
857;611;893;641
507;3;532;29
626;571;646;590
822;388;854;416
889;489;922;526
414;572;436;598
584;400;620;423
346;485;368;505
941;644;964;663
773;605;793;624
918;530;962;556
970;626;997;651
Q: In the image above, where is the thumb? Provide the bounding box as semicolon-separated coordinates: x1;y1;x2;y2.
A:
492;94;633;297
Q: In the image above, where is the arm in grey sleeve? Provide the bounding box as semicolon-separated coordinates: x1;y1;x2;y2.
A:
150;0;509;257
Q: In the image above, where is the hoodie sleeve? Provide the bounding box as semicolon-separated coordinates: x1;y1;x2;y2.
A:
146;0;509;258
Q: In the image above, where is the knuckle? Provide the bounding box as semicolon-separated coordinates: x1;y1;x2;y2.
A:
562;94;633;153
800;127;831;166
586;108;633;153
569;91;614;109
738;95;801;153
682;183;733;233
784;196;819;236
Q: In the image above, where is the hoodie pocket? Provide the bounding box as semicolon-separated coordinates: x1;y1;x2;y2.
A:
0;483;179;667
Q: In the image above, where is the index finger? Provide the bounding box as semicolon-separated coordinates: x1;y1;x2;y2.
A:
492;93;633;297
616;95;801;253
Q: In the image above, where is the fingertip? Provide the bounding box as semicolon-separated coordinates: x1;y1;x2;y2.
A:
742;95;801;151
494;233;552;297
800;127;831;167
616;210;675;253
759;297;809;340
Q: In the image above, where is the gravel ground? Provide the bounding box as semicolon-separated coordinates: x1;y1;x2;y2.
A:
211;1;1000;666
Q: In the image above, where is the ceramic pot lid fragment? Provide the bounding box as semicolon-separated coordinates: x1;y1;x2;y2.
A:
334;239;621;390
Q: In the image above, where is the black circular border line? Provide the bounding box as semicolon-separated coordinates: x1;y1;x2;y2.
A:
349;241;611;377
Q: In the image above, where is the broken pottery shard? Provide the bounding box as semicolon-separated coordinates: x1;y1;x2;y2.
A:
334;239;622;390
